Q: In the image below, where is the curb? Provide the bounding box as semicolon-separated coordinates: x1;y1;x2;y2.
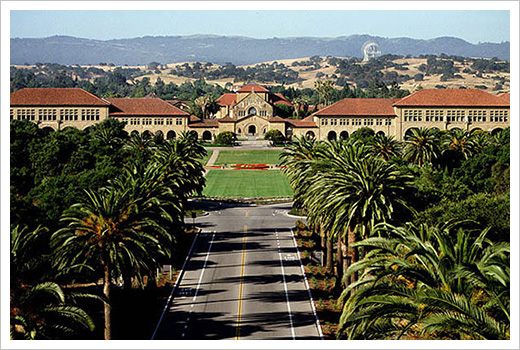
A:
290;228;325;340
151;228;201;339
285;213;308;219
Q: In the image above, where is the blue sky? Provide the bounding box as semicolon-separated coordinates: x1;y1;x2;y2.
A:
10;9;510;44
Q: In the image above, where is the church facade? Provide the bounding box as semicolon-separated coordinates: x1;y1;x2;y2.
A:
10;85;510;142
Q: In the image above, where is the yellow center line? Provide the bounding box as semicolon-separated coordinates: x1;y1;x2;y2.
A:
245;210;248;217
236;225;247;340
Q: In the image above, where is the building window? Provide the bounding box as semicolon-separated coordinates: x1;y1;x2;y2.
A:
405;109;423;122
425;109;443;122
468;110;487;122
176;118;183;125
490;110;507;122
81;109;100;121
446;110;464;123
61;109;79;121
10;109;14;120
39;108;54;121
18;109;36;121
154;118;164;125
385;118;392;126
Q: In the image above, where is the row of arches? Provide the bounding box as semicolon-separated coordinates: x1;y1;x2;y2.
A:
129;130;213;141
324;127;505;141
403;127;504;138
326;130;386;141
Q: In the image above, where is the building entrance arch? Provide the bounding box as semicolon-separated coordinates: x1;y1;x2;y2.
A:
327;130;337;141
202;130;212;141
248;125;257;135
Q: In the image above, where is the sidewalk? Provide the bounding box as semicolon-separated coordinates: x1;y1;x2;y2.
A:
206;149;220;166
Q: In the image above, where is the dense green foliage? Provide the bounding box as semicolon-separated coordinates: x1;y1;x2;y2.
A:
264;129;286;144
281;126;510;340
214;131;236;145
10;120;206;339
338;222;509;339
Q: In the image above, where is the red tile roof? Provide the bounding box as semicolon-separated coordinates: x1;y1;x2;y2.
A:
107;98;190;116
314;98;399;117
190;115;201;123
286;116;318;128
393;89;509;107
237;84;269;93
10;88;109;106
217;116;237;123
497;93;510;104
268;116;287;123
270;93;292;106
216;93;237;106
188;119;219;128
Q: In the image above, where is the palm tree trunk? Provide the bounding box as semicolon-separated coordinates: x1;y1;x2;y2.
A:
335;236;344;292
325;235;333;275
103;264;112;340
346;224;358;287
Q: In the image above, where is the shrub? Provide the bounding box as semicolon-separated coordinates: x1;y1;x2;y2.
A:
214;131;236;145
264;129;285;144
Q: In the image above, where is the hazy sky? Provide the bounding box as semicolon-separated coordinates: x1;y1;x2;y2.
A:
10;9;510;44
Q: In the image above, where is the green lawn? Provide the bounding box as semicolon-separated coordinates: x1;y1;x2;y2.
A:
203;170;293;198
213;149;283;165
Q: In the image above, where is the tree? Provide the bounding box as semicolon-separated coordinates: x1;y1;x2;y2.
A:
264;129;285;144
280;137;335;273
314;80;334;106
442;129;476;161
51;184;172;340
291;97;310;119
403;128;440;167
193;94;219;119
214;131;236;146
337;222;510;340
10;226;96;339
369;134;401;161
304;141;414;288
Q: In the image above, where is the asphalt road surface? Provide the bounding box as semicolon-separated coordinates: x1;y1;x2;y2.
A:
152;202;323;340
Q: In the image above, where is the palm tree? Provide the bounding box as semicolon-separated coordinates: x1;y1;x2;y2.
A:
193;94;218;119
403;127;440;167
305;141;414;287
280;137;336;273
10;226;96;339
291;97;310;119
11;282;96;339
369;134;401;161
442;129;476;160
314;80;334;106
337;222;510;340
155;132;207;199
51;185;172;340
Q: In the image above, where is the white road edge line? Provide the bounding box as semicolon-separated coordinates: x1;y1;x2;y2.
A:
193;232;216;301
291;228;325;340
277;230;296;340
151;229;201;340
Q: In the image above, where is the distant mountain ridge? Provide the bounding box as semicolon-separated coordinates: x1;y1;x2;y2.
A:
10;34;510;66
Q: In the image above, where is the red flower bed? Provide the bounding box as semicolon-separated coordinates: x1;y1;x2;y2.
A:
231;164;269;169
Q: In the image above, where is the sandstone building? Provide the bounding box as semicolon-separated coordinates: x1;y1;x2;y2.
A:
10;85;510;141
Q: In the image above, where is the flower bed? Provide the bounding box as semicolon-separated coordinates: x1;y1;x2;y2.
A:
231;164;269;169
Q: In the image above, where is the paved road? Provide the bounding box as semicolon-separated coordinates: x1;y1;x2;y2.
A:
153;202;322;340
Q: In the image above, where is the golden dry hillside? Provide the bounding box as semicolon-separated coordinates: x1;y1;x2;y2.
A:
127;56;510;94
14;55;509;95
